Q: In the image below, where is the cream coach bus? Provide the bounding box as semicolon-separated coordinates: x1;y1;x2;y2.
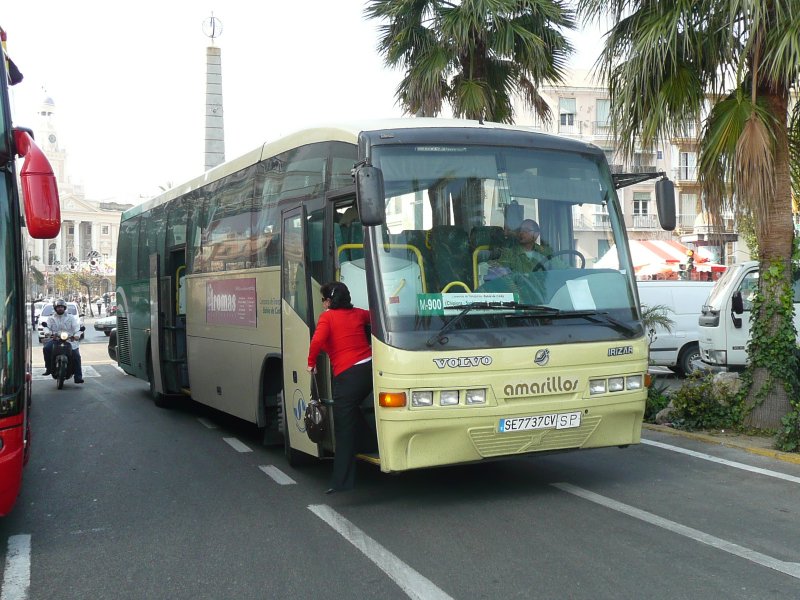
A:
113;119;676;471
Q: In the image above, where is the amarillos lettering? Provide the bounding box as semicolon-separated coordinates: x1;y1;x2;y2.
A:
503;376;578;397
432;356;492;369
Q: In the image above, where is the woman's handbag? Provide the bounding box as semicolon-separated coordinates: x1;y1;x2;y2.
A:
304;373;327;443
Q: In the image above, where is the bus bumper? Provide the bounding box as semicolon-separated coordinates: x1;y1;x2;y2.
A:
375;396;644;473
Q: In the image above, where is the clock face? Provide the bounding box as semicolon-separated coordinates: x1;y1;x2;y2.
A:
48;134;57;144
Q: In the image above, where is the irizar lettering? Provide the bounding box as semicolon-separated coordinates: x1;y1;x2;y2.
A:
503;376;578;397
432;355;492;369
608;346;633;357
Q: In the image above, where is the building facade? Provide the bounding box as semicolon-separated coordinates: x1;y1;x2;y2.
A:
512;69;742;268
25;95;132;298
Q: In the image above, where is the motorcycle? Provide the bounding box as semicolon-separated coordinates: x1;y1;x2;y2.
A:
46;326;85;389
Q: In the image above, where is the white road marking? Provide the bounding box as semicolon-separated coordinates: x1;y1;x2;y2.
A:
309;504;454;600
259;465;296;485
222;437;252;453
113;365;126;374
197;418;217;429
641;439;800;484
553;482;800;580
1;534;31;600
32;366;100;380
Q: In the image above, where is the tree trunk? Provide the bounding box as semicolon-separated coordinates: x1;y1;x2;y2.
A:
744;89;795;429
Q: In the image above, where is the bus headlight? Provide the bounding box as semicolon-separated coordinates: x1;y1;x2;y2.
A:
608;377;625;392
626;375;643;390
465;389;486;405
411;391;433;407
589;379;607;395
440;390;459;406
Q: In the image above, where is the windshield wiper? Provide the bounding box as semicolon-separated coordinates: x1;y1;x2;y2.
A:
547;310;639;338
426;302;559;347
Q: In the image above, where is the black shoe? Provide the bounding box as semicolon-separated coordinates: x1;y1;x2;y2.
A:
325;488;336;495
74;378;85;384
43;370;52;376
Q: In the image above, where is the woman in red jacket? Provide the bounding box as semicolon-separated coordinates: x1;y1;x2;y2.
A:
307;282;373;493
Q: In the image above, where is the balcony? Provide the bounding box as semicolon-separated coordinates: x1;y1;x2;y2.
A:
593;213;611;227
593;121;612;136
671;125;699;143
630;214;659;229
674;166;698;182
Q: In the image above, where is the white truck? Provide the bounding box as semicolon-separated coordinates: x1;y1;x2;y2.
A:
698;261;800;370
637;280;714;375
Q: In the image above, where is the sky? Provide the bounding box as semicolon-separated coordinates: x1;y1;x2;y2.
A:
3;0;602;203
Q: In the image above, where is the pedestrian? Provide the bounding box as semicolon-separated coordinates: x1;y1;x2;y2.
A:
96;298;102;316
306;281;374;494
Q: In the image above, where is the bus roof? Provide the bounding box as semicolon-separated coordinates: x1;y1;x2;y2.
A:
124;118;599;220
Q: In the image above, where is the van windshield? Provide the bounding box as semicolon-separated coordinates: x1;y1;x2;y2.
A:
705;264;745;309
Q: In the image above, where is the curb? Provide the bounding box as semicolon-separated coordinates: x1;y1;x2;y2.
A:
643;423;800;466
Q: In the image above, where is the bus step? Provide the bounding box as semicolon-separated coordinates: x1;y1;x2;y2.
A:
355;452;380;465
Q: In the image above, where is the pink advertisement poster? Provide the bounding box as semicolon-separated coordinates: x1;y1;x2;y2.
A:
206;278;257;326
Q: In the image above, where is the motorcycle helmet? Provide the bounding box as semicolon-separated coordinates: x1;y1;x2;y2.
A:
54;298;67;309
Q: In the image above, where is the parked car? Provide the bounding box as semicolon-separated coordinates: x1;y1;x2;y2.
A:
37;302;85;342
32;301;46;329
93;315;116;336
638;280;714;375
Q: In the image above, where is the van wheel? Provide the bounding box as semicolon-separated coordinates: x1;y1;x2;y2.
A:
678;343;701;377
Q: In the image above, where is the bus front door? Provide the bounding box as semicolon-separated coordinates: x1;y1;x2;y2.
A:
280;208;321;459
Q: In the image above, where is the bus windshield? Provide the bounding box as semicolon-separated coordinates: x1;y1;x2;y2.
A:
341;143;640;349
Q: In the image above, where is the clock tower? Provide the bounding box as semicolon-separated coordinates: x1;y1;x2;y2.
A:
35;95;66;184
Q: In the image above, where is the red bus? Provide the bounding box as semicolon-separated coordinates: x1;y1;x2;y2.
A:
0;26;61;515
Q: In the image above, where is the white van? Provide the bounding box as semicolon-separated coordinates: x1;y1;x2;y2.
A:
637;280;714;375
698;261;800;370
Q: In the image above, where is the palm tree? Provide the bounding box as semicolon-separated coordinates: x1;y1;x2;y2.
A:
578;0;800;429
364;0;575;123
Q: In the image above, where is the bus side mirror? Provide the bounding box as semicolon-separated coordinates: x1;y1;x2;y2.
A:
655;178;676;231
355;166;385;227
13;128;61;239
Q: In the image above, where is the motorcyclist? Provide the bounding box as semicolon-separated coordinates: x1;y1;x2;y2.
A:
42;298;84;383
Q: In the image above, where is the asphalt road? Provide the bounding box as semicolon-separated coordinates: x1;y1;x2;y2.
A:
3;331;799;599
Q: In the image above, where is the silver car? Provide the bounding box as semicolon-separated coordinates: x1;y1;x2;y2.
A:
93;315;116;336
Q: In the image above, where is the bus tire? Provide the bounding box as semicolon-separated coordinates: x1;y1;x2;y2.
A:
147;354;170;408
280;392;308;468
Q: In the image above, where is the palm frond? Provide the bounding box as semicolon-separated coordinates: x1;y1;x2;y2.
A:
366;0;575;122
735;113;775;239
